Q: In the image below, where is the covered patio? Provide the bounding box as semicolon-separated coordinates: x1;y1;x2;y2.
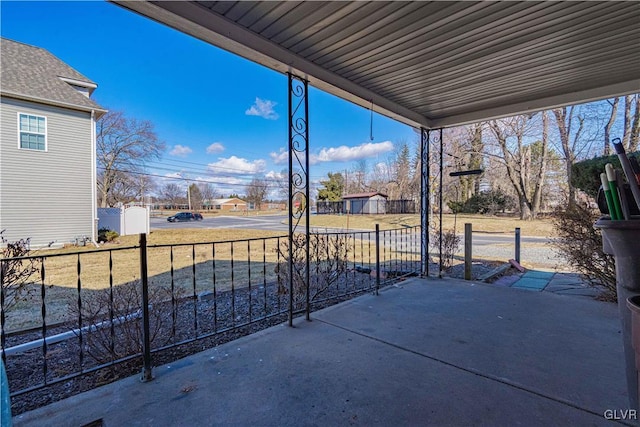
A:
14;278;626;426
9;2;638;424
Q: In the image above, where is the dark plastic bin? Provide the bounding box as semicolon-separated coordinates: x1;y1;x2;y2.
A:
595;218;640;410
628;295;640;411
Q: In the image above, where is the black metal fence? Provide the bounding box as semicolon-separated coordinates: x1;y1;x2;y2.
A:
316;199;417;215
1;226;420;402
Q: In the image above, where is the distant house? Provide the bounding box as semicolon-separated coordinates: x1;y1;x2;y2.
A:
343;192;388;214
263;202;286;211
0;38;106;246
209;198;247;211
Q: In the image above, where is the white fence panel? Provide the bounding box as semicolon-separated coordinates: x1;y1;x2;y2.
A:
97;208;123;234
98;207;149;236
122;206;149;236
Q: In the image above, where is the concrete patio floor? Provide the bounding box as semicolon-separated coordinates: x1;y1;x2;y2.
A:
14;277;629;426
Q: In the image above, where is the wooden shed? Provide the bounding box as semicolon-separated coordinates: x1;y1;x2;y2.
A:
343;192;388;215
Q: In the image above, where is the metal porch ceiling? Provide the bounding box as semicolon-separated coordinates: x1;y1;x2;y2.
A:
115;1;640;129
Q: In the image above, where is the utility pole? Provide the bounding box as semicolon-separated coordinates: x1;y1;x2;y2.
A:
187;184;192;210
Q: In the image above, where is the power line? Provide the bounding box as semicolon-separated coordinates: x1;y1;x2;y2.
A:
98;166;287;189
147;156;329;179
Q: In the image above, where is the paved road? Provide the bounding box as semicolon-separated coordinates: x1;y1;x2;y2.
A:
151;214;290;232
152;214;562;268
151;215;549;245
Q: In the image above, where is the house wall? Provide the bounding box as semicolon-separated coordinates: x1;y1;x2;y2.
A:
0;97;94;246
344;196;388;214
216;202;247;211
365;195;387;214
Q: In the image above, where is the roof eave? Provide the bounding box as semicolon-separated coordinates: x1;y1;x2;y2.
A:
431;79;640;128
1;91;108;118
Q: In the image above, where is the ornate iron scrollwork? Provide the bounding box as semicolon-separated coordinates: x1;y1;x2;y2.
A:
420;128;429;277
288;73;310;324
421;128;444;278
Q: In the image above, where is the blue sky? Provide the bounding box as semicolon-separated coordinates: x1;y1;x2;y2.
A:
1;1;416;198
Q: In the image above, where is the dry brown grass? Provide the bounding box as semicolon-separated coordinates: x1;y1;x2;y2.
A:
6;229;285;331
6;216;553;332
309;213;556;237
6;228;415;332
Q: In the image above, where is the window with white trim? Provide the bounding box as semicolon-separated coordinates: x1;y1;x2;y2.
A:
18;113;47;151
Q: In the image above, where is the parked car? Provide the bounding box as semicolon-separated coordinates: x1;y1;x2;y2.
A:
167;212;203;222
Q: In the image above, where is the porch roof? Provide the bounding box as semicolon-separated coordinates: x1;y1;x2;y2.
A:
114;1;639;128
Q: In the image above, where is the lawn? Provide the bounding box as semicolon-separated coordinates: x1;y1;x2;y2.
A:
5;228;412;332
5;229;286;331
309;213;557;237
5;214;556;331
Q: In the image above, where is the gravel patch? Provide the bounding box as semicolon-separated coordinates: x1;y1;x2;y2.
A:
5;268;420;416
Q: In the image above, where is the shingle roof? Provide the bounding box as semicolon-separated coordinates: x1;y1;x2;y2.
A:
1;38;106;113
210;198;247;205
343;192;388;199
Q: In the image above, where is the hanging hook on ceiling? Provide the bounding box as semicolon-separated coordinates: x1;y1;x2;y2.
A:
369;100;374;141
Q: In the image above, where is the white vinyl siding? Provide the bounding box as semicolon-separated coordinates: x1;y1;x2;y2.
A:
1;97;94;246
18;113;47;151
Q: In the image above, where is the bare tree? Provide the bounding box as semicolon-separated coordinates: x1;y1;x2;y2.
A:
104;172;155;206
601;95;639;155
198;183;218;208
487;113;549;219
388;142;412;199
97;111;165;207
353;159;368;193
273;169;290;204
245;177;269;210
604;98;620;156
623;94;640;152
1;230;40;312
552;106;586;208
161;183;184;208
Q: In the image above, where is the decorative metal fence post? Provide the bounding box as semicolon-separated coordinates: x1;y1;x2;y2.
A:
375;224;381;295
438;128;443;278
426;129;444;278
464;223;472;280
139;233;153;382
288;73;310;326
0;262;5;365
515;227;521;264
420;127;429;277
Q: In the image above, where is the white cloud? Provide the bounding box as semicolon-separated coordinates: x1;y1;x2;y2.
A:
169;144;192;157
270;141;394;165
270;148;288;165
314;141;394;163
265;170;285;180
164;172;184;179
199;175;244;185
206;142;225;154
207;155;266;175
245;97;279;120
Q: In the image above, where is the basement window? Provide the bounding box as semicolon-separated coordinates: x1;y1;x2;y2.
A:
18;113;47;151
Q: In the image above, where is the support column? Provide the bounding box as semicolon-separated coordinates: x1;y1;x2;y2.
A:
426;129;444;278
438;128;444;278
420;127;429;277
288;73;310;326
